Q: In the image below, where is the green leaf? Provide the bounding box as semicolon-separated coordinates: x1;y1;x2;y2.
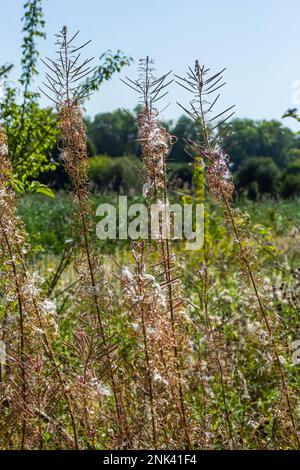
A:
29;181;55;198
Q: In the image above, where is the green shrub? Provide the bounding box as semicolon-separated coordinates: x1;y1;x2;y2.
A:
235;157;281;199
18;193;74;254
168;162;193;189
89;155;142;194
281;159;300;198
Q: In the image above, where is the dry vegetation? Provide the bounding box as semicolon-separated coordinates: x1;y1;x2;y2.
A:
0;27;300;450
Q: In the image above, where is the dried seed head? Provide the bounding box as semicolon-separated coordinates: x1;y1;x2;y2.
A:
137;109;172;197
199;143;234;201
0;126;11;186
58;104;89;191
122;57;175;200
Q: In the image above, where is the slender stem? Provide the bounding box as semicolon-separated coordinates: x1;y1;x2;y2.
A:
15;242;79;449
141;304;158;448
195;65;299;448
221;191;300;448
0;223;27;449
74;159;128;447
202;272;235;449
158;140;191;448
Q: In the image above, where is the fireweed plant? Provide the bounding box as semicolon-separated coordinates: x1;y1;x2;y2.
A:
120;58;195;448
0;120;79;450
1;22;299;449
176;61;300;448
41;27;130;447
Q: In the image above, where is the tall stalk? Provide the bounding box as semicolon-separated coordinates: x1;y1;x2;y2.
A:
0;124;79;449
177;61;300;448
122;58;192;448
41;26;128;446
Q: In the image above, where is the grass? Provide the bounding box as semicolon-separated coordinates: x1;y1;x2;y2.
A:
19;192;300;262
1;39;300;449
14;191;300;449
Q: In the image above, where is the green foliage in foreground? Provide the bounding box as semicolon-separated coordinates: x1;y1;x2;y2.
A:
19;192;300;262
14;192;300;449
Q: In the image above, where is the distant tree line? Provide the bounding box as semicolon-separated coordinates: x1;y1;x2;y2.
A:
40;110;300;199
83;111;300;198
85;110;299;163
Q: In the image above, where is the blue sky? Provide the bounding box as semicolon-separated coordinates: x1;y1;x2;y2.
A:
1;0;300;129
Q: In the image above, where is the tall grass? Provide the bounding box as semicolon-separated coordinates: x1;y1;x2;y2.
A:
0;30;299;450
0;125;79;449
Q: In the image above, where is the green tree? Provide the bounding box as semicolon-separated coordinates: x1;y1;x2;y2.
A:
222;118;297;170
258;120;295;168
170;115;199;162
87;109;138;156
281;159;300;198
222;119;261;168
235;157;281;199
1;0;57;195
0;0;132;193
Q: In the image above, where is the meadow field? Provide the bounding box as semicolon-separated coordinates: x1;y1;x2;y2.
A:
1;0;300;452
1;187;297;449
